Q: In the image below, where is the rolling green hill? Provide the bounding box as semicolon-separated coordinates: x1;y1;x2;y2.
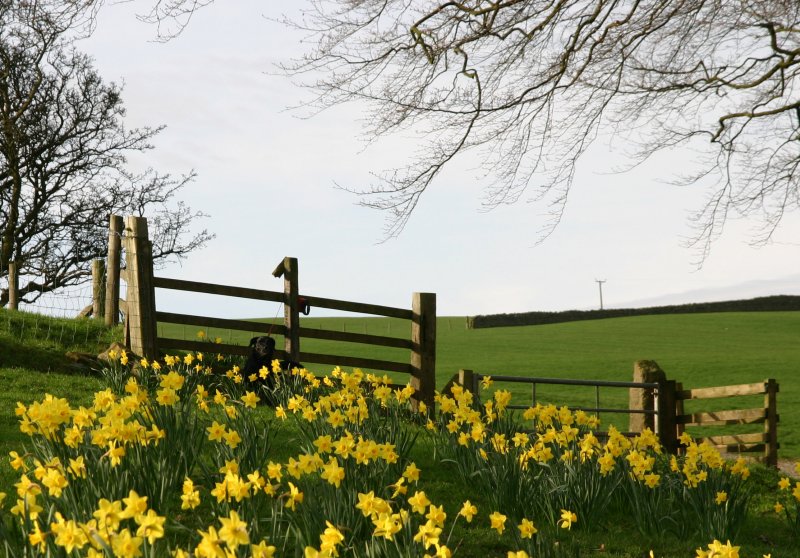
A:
468;295;800;328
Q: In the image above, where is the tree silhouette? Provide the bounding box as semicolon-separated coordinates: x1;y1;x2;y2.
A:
0;2;212;307
278;0;799;257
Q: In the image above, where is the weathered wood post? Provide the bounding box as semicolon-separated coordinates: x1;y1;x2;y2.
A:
123;216;157;359
674;381;685;449
105;214;123;326
441;368;473;400
272;257;299;363
92;258;106;319
458;369;475;395
656;378;678;455
411;292;436;411
7;261;18;310
630;360;666;433
764;378;779;468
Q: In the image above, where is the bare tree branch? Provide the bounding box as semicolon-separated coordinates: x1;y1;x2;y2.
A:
0;2;213;307
272;0;799;255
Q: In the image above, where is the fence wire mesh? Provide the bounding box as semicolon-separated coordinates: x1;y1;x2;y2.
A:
0;261;124;350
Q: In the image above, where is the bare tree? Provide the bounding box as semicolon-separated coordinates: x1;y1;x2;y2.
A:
133;0;217;41
47;0;800;256
0;1;212;307
273;0;799;256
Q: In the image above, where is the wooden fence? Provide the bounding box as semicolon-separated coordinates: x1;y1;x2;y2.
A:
96;214;779;460
674;379;779;467
120;215;437;408
448;361;779;467
448;367;675;446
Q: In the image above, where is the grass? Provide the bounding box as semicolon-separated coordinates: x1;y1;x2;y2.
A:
160;311;800;457
1;308;799;556
0;310;116;493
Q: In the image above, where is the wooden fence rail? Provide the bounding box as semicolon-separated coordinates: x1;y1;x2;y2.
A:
120;216;437;408
674;378;779;467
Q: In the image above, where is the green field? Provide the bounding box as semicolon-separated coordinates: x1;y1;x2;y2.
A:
160;311;800;458
2;308;799;556
3;309;798;458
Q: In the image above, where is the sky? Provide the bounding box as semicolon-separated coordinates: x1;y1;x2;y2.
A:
68;1;800;319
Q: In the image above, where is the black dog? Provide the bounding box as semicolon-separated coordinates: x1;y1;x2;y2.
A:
242;336;304;401
243;336;276;385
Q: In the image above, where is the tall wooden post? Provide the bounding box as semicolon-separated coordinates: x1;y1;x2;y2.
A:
123;216;157;358
630;360;666;433
411;292;436;411
674;381;685;450
272;257;299;363
105;214;123;326
656;378;678;455
92;259;106;319
764;378;779;467
7;261;18;310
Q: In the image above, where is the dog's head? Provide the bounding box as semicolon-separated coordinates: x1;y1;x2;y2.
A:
249;336;276;358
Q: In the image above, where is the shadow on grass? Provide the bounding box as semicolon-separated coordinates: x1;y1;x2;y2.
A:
0;335;91;374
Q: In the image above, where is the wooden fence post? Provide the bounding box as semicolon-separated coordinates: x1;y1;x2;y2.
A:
273;257;299;363
8;261;18;310
630;360;666;433
765;378;779;468
92;258;106;319
458;369;474;394
656;378;678;455
411;292;436;411
123;216;157;359
674;381;685;451
105;214;123;326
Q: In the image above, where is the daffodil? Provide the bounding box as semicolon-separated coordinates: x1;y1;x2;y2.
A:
408;491;431;514
426;504;447;527
321;457;345;488
558;509;577;530
195;526;224;558
413;520;442;550
459;500;477;522
285;482;303;510
489;511;507;534
135;509;166;544
218;510;249;548
241;391;260;408
27;520;47;551
251;540;277;558
518;518;537;538
121;490;148;519
51;516;88;554
94;498;123;531
319;521;345;556
403;462;421;482
8;451;27;471
223;429;242;449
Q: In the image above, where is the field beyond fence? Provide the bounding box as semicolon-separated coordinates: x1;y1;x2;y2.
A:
467;295;800;328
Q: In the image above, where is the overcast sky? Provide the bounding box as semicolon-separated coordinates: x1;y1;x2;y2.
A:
73;1;800;319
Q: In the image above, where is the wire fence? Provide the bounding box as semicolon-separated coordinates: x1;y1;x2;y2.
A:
18;282;93;318
0;262;124;350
